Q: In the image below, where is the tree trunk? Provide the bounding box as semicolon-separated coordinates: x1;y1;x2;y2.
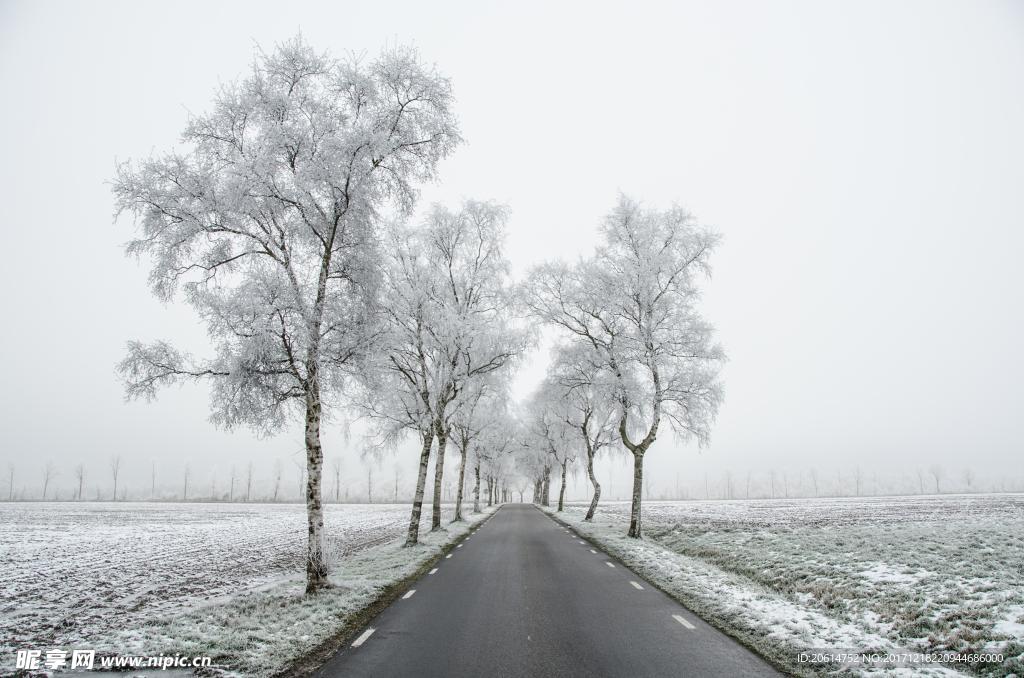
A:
557;459;568;511
453;439;468;522
472;462;481;513
627;452;645;538
431;423;448;530
584;447;601;521
406;428;435;546
541;466;551;506
304;392;329;593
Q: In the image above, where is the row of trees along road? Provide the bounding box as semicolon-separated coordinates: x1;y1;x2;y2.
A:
520;197;726;537
113;36;723;594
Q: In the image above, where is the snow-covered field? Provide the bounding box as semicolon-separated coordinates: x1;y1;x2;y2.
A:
555;494;1024;677
0;501;473;671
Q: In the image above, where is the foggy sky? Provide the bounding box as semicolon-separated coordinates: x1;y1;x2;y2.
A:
1;0;1022;500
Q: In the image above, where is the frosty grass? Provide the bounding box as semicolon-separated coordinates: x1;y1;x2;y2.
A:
549;494;1024;677
1;502;493;675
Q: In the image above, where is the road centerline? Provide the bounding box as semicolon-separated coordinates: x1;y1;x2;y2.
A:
351;628;375;648
315;505;781;678
673;614;696;630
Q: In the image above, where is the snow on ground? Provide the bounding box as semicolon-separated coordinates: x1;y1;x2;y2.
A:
0;501;487;674
551;494;1024;678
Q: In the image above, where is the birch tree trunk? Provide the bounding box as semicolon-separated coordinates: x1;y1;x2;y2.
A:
431;423;448;530
472;462;481;512
453;439;468;521
304;390;328;592
584;446;601;521
557;458;568;512
627;451;645;537
406;428;435;546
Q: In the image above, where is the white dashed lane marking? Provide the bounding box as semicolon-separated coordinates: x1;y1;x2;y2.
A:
630;581;644;590
589;549;597;554
606;562;616;568
403;589;416;599
673;614;696;630
352;628;376;647
457;544;463;548
446;554;452;559
428;568;438;574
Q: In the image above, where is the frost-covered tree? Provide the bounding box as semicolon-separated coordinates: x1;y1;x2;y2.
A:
448;383;486;522
547;344;618;519
272;459;283;502
514;427;551;505
109;455;121;502
449;378;511;520
525;195;724;537
114;37;459;591
331;456;342;502
73;464;85;501
485;438;518;505
929;464;944;493
472;413;516;512
360;201;524;545
523;381;578;511
41;462;57;500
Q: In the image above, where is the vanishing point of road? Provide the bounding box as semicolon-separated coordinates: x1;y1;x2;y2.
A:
315;503;780;678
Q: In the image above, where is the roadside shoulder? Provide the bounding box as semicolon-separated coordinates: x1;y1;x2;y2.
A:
540;506;967;678
114;507;500;678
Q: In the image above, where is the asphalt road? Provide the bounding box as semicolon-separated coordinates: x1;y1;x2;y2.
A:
315;504;780;678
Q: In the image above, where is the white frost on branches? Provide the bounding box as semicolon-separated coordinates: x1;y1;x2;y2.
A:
114;36;460;592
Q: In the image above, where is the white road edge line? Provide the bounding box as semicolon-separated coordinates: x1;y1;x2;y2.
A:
352;628;376;647
606;562;616;568
428;568;438;574
673;614;696;630
590;549;597;554
403;589;416;599
630;581;644;590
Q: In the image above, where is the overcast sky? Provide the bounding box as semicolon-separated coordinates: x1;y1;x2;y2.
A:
1;0;1022;500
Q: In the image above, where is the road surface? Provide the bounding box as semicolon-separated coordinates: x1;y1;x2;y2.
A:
315;504;780;677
